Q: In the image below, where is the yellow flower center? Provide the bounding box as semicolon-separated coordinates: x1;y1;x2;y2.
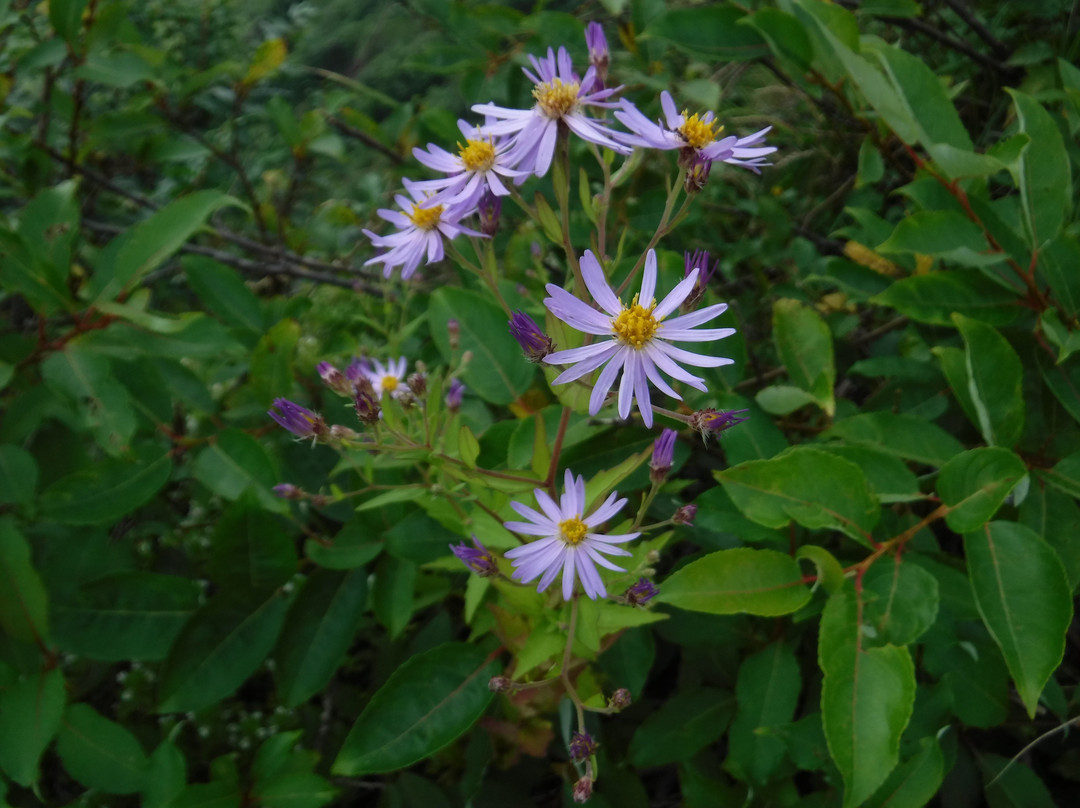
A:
678;111;722;150
533;78;580;119
612;295;659;350
407;203;443;231
457;139;496;172
559;516;588;545
381;376;398;392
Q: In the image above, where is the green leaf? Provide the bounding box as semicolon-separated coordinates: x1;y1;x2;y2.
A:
52;572;200;661
90;191;241;303
815;444;922;503
0;518;50;644
772;298;835;416
249;319;301;405
964;521;1072;717
40;445;172;525
863;736;944;808
824;412;963;467
193;429;284;513
871;269;1021;326
304;522;383;570
256;773;339;808
182;256;265;333
0;669;65;786
75;51;153;88
741;8;812;70
333;642;498;776
876;212;989;262
371;555;414;640
795;544;845;594
48;0;88;44
0;445;37;510
716;446;879;544
938;447;1027;533
275;569;369;707
628;688;735;767
143;739;187;808
42;347;136;456
656;548;811;616
1038;234;1080;317
158;592;289;713
727;643;801;784
862;557;939;646
209;499;296;595
981;753;1058;808
1019;479;1080;589
951;313;1025;446
56;704;150;794
1005;89;1071;246
646;6;767;60
428;288;534;405
819;584;916;808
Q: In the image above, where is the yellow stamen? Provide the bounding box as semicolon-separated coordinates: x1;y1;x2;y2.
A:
457;139;496;172
559;516;588;545
382;376;399;392
612;295;659;350
407;203;443;230
533;78;580;119
678;111;722;150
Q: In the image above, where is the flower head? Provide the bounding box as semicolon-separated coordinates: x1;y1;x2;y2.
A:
504;469;639;600
273;483;303;500
472;47;630;178
543;250;736;428
625;577;659;606
673;503;697;526
509;310;555;362
689;407;750;439
682;249;718;311
569;731;599;762
363;179;483;280
609;688;632;710
445;378;466;411
650;428;677;482
269;399;328;440
450;535;498;577
363;357;408;398
411;120;526;209
615;91;776;172
584;22;609;92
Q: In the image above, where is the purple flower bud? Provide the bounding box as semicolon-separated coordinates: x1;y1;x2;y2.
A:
569;731;598;762
584;22;609;93
449;535;498;577
330;424;359;441
689;408;749;439
625;577;658;606
269;399;328;440
448;319;460;350
673;503;697;526
685;151;714;193
345;357;370;384
445;378;466;412
273;483;303;500
573;776;593;804
353;378;381;425
609;688;632;710
489;675;512;693
407;372;427;397
682;249;717;310
650;428;677;482
478;190;501;237
509;310;554;362
316;361;353;396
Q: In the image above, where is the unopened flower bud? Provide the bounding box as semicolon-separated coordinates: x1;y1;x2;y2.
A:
407;372;427;397
330;425;360;442
478;190;501;237
448;319;460;350
489;675;512;693
316;362;353;397
609;688;632;710
272;483;303;500
573;776;593;804
689;408;750;439
625;578;658;606
569;731;598;762
584;22;609;92
673;503;697;526
684;151;713;193
650;428;677;483
269;399;329;441
449;535;498;577
353;378;381;425
509;310;554;362
682;249;717;311
445;378;466;412
345;357;370;384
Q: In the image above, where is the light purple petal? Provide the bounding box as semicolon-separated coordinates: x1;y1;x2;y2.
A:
656;341;735;368
534;489;564;525
661;303;729;331
544;284;612;334
653;270;698;320
639;249;657;305
585;492;626;527
589;346;626;415
562;550;576;600
581;251;622;316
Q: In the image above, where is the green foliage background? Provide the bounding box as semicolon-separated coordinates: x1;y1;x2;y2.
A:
1;0;1079;805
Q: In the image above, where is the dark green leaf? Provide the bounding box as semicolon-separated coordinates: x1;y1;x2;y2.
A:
863;557;939;646
727;643;801;784
182;256;266;333
333;642;498;776
193;429;285;513
0;446;37;509
863;736;944;808
0;669;65;786
629;688;735;767
56;703;150;794
646;7;767;60
209;499;296;595
951;314;1024;447
824;412;963;466
657;548;812;616
0;518;50;644
42;347;136;456
1005;90;1071;246
938;448;1026;533
40;445;172;525
773;298;835;416
871;269;1021;326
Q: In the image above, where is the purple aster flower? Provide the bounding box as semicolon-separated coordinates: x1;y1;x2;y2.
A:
363;179;484;280
650;428;677;482
449;535;498;577
410;120;526;209
689;407;750;438
543;249;736;428
569;731;599;762
269;398;328;440
584;22;609;92
509;310;555;362
445;378;466;411
615;90;776;172
472;46;631;178
504;469;640;600
625;577;659;606
362;357;408;398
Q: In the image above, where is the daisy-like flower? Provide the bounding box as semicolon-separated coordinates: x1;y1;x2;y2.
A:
543;249;735;428
615;91;776;172
504;469;639;600
410;121;526;209
472;46;630;178
363;179;483;280
363;357;408;398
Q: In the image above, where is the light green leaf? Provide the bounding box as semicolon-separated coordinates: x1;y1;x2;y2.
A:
819;584;916;808
656;548;811;616
938;447;1027;533
877;212;988;261
964;521;1071;717
824;412;963;467
863;736;944;808
871;269;1021;326
333;642;498;775
773;298;835;416
193;429;284;513
862;557;939;646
